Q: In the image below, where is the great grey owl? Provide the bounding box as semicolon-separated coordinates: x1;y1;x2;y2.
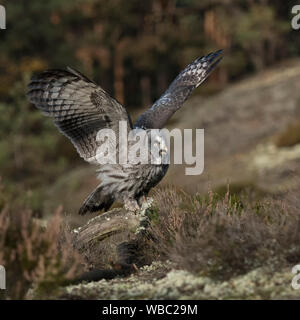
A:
27;50;222;214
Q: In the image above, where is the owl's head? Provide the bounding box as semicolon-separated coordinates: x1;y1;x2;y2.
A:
147;129;169;165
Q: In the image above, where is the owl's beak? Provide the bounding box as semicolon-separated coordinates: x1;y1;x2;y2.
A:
159;147;168;156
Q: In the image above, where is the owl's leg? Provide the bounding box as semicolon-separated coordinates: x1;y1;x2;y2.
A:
137;195;147;207
138;195;154;211
124;199;140;213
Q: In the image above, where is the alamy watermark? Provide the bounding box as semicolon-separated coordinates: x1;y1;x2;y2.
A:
291;5;300;30
93;121;204;175
0;265;5;290
0;5;5;29
291;265;300;290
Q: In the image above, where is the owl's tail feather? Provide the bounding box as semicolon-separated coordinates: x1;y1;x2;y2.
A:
79;185;114;215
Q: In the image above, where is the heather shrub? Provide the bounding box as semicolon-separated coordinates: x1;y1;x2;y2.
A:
147;187;300;280
0;204;85;299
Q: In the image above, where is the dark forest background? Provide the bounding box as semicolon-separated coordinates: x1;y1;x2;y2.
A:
0;0;298;197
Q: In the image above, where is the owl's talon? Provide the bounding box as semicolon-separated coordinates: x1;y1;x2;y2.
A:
141;197;153;210
124;199;140;213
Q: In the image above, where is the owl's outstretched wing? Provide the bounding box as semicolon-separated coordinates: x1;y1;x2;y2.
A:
135;50;223;129
27;67;133;164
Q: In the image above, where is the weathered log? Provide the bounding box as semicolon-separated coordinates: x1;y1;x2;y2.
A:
71;202;152;273
73;208;140;249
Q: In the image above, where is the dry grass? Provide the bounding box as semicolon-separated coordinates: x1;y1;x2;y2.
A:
145;186;300;280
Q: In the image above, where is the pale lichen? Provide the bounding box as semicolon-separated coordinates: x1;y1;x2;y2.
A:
51;260;300;300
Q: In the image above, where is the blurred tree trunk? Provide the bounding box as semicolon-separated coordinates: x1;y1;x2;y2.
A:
204;7;231;85
113;42;125;105
141;76;152;107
